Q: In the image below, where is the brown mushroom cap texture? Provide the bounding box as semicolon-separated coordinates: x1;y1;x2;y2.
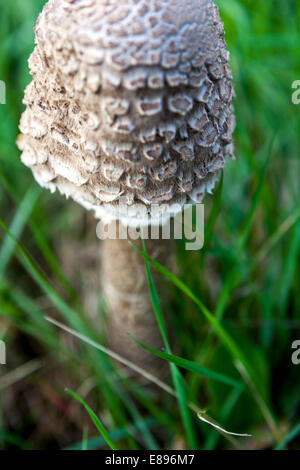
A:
18;0;235;226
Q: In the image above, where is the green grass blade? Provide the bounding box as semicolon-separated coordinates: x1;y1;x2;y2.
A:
81;427;88;451
237;136;275;251
66;418;157;451
129;336;244;390
139;237;198;449
0;185;39;279
274;423;300;450
0;169;78;300
132;243;280;440
66;389;117;450
0;216;88;334
256;208;300;264
278;221;300;313
133;243;252;374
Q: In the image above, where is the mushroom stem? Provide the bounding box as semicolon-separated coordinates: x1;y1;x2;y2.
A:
101;221;172;378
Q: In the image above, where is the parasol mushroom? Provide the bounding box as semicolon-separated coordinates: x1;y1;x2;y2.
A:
18;0;235;376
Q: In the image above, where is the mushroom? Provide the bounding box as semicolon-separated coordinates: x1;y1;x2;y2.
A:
18;0;235;376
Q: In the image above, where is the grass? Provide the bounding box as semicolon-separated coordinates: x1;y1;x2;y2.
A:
66;389;118;450
0;0;299;450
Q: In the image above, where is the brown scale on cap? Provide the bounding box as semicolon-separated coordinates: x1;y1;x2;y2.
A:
18;0;235;226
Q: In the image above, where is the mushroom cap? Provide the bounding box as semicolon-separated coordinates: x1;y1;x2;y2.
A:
18;0;235;226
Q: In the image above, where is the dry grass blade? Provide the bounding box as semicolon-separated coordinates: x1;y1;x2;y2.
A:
45;316;251;442
197;413;251;438
45;316;176;397
0;358;44;391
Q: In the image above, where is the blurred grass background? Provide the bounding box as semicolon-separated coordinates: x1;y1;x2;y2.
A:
0;0;299;450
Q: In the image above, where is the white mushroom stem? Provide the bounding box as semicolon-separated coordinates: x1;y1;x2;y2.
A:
101;222;172;378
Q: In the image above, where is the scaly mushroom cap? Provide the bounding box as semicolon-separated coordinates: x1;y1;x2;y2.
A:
18;0;235;226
